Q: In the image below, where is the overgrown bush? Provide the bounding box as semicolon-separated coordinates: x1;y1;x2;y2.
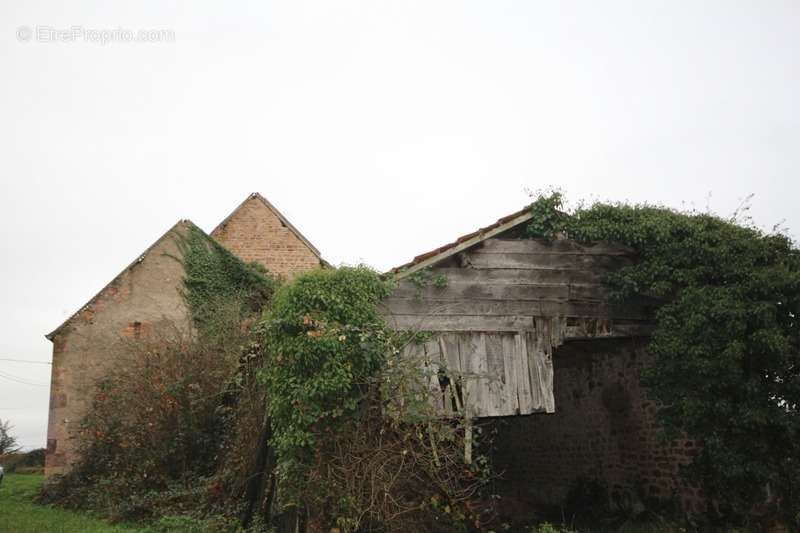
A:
258;266;495;531
258;267;394;467
39;325;243;520
527;192;800;527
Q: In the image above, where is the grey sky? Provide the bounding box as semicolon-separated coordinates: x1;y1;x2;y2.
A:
1;1;798;449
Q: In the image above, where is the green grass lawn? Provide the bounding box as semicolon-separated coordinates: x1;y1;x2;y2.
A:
0;473;138;533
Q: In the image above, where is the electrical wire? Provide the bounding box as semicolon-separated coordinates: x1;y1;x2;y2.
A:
0;369;48;387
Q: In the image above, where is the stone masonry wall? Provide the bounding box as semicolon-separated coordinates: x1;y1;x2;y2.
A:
492;337;704;514
45;223;192;475
47;198;326;477
211;196;322;278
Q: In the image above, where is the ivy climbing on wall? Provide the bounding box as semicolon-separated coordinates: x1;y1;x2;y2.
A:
257;266;394;464
527;192;800;526
179;225;277;336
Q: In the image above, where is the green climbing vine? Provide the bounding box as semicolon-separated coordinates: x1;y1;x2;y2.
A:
527;192;800;526
178;225;277;336
41;226;279;527
408;268;449;295
258;266;394;462
257;266;491;531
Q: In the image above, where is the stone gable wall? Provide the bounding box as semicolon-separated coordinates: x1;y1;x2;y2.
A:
211;197;321;278
47;198;325;477
45;224;192;476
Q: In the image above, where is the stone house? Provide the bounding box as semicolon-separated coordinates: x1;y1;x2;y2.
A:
44;193;326;475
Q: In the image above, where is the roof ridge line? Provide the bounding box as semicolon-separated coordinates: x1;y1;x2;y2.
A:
45;219;200;341
210;192;324;260
389;206;533;279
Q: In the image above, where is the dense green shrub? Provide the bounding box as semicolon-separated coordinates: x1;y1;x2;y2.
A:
258;266;394;466
39;327;244;521
527;192;800;526
258;266;493;531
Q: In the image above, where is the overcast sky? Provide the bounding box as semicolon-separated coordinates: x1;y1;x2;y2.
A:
1;1;798;450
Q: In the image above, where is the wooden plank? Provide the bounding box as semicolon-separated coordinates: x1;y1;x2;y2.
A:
427;267;606;285
438;334;462;416
457;334;475;418
483;333;509;417
438;334;462;374
458;334;492;418
382;297;649;320
543;347;555;413
423;339;442;363
478;238;633;255
474;333;493;417
527;324;546;412
425;338;451;415
391;281;570;301
387;314;535;332
514;332;535;414
550;315;567;347
569;284;610;301
466;252;631;271
501;334;521;415
485;333;506;382
564;322;654;339
540;300;649;320
393;211;535;280
396;340;439;414
423;339;444;413
530;320;556;413
382;298;540;317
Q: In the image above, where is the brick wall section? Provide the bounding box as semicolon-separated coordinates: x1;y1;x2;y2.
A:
45;223;192;476
211;195;322;278
492;338;705;514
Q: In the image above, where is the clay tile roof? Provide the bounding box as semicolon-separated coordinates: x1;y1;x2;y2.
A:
390;206;533;278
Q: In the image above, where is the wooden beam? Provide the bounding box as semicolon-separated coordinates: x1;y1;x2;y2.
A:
387;314;535;332
479;238;633;255
393;211;534;280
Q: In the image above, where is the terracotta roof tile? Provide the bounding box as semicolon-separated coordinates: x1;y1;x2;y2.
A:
391;206;532;274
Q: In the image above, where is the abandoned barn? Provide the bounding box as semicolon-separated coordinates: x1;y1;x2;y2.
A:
45;196;701;512
383;208;702;512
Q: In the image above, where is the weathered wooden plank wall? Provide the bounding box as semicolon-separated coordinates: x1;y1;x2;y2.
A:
400;329;558;417
383;237;652;418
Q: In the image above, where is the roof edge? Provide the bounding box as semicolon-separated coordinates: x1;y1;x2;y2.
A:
389;208;534;280
210;192;324;260
45;219;201;341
